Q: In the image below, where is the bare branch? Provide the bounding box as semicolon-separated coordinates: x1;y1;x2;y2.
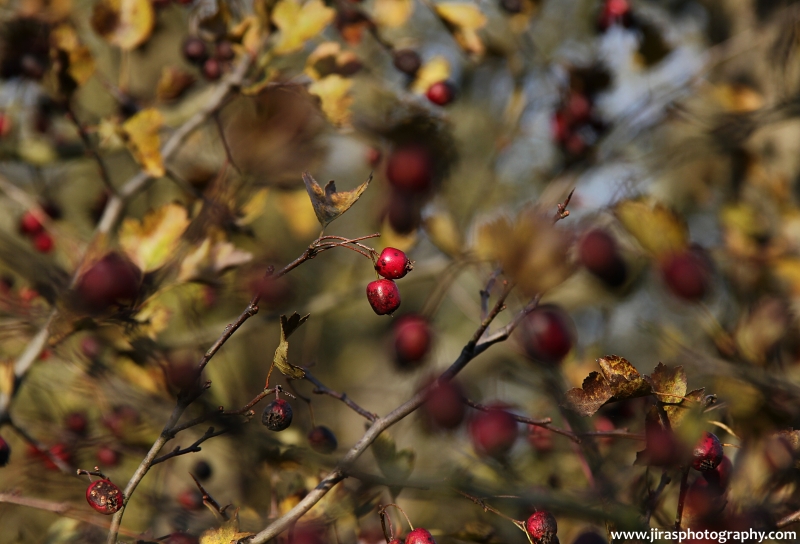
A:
462;398;578;443
302;369;378;422
151;427;227;466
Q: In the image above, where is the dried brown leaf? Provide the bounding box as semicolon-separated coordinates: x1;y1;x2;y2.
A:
301;171;371;227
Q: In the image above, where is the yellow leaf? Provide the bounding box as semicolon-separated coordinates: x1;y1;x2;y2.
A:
411;56;450;94
135;297;172;340
272;0;335;55
276;190;320;238
121;108;164;177
18;137;57;165
200;515;253;544
91;0;155;51
238;188;270;226
97;118;125;150
273;313;310;379
434;2;486;55
305;41;342;79
302;171;371;227
308;74;353;127
372;0;414;28
119;203;190;272
178;238;253;282
51;25;95;86
615;199;689;258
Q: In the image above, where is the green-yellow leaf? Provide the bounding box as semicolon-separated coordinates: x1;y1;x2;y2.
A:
273;312;310;379
372;0;414;28
302;171;371;227
119;202;190;272
272;0;335;55
200;513;253;544
615;199;689;258
308;74;353;127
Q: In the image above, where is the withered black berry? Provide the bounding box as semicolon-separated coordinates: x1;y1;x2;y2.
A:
262;398;293;431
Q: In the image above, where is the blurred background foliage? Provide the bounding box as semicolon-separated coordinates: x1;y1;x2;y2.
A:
1;0;800;542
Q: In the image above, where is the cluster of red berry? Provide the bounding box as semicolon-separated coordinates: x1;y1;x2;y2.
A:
17;204;59;253
182;37;236;82
367;247;414;315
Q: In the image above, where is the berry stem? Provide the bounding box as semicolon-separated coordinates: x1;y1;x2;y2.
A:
379;503;414;531
455;490;525;529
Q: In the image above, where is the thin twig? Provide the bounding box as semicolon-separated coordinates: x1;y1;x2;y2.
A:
302;369;378;422
462;398;578;442
151;427;228;466
191;473;230;521
643;470;671;524
7;416;73;474
553;188;574;223
455;490;527;533
480;268;502;322
674;467;690;530
65;105;117;196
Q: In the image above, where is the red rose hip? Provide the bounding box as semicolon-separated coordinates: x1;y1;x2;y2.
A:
366;279;401;315
75;252;142;313
376;247;413;279
386;145;433;193
469;405;518;457
423;379;466;429
406;528;436;544
526;511;558;544
426;81;456;106
661;249;711;301
520;305;575;364
393;314;431;366
579;228;627;287
692;431;723;472
86;479;122;514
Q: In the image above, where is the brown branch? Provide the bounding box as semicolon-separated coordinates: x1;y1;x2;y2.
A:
151;427;227;467
8;416;73;474
191;472;229;521
462;398;578;443
644;470;671;524
553;188;575;223
777;508;800;528
480;268;503;322
674;467;690;530
65;105;117;196
302;369;378;422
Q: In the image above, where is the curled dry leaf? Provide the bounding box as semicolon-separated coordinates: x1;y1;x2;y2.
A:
615;199;689;258
434;2;487;55
308;74;353;127
199;511;254;544
91;0;155;51
480;209;572;296
301;171;371;228
272;313;310;379
50;24;95;87
563;355;652;416
119;202;190;272
646;362;687;404
372;0;414;28
120;108;164;177
272;0;336;55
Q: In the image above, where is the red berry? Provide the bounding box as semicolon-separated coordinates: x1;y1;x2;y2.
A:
393;49;421;76
0;111;12;137
526;511;558;544
426;81;456;106
423;379;465;430
366;279;401;315
0;435;10;467
86;479;122;515
393;314;432;367
567;91;591;124
19;211;43;236
215;40;235;61
386;145;433;193
698;454;732;492
520;305;575;364
366;146;382;167
469;405;518;457
376;247;413;279
32;231;53;253
597;0;632;31
32;443;72;471
65;412;88;435
406;528;436;544
182;37;208;65
661;249;711;301
692;431;723;472
164;533;200;544
308;426;338;454
97;446;120;467
593;415;615;445
262;398;293;431
75;252;142;313
528;425;553;453
579;228;627;287
202;58;222;81
178;488;204;510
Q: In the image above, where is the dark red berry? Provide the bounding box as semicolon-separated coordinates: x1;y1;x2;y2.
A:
19;211;43;236
178;488;204;510
393;314;432;367
661;249;711;301
86;479;122;514
182;37;208;65
75;252;142;313
366;146;382;167
376;247;413;279
393;49;421;76
32;231;53;253
0;435;10;466
520;305;575;364
308;426;338;454
366;279;401;315
193;460;212;480
164;533;200;544
426;81;456;106
528;425;553;453
215;40;235;61
262;398;293;431
202;58;222;81
526;511;558;544
405;527;436;544
386;145;433;193
423;380;465;429
579;228;627;287
469;405;518;457
97;446;120;467
698;455;732;492
692;431;723;472
593;415;615;446
65;412;88;435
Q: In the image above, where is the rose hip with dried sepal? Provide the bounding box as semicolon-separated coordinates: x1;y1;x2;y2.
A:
375;247;413;279
86;479;122;515
692;431;724;472
526;510;558;544
262;398;293;431
366;279;401;315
